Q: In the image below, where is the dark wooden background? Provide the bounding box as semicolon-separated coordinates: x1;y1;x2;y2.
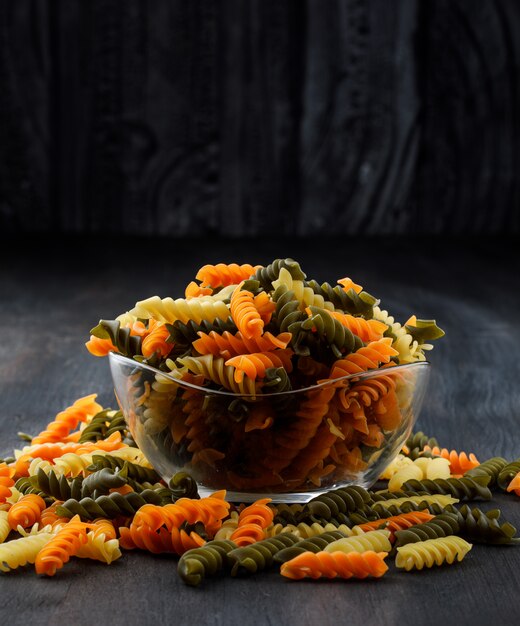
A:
1;0;519;236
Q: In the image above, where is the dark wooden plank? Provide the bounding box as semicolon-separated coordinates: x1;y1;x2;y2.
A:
0;1;53;232
3;1;518;236
415;0;520;233
0;236;519;626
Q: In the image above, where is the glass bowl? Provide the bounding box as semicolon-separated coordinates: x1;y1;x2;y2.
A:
109;352;430;503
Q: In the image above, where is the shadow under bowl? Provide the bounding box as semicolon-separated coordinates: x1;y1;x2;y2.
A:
109;352;430;503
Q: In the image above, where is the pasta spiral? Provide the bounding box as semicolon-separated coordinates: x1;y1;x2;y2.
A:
141;320;173;359
31;394;103;445
356;511;435;541
402;430;440;460
497;458;520;491
370;494;459;511
507;472;520;496
131;492;230;534
35;517;91;575
195;263;259;288
272;286;306;336
327;310;388;342
324;529;392;554
32;467;84;501
193;330;292;359
87;320;142;358
8;494;47;530
127;295;230;326
230;283;265;339
280;550;389;580
271;267;334;312
393;514;460;547
326;338;399;379
227;533;300;576
80;468;130;497
225;349;294;384
0;462;15;504
56;490;164;521
401;476;492;501
78;409;128;444
76;528;122;564
265;521;357;539
0;531;55;572
423;446;480;476
445;504;520;545
86;455;161;484
252;258;307;292
230;498;274;546
395;536;472;571
175;354;258;395
304;279;378;319
273;530;350;565
298;306;364;358
298;485;373;522
178;539;238;586
464;456;508;488
119;525;176;553
0;510;10;543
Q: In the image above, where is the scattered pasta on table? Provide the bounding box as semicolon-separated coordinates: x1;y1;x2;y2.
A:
0;259;518;583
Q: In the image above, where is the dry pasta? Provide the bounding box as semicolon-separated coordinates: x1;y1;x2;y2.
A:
2;258;517;591
0;391;517;587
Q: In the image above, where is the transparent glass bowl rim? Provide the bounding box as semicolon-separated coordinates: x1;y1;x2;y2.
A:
109;352;431;399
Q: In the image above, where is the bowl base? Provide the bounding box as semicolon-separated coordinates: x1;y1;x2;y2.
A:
198;483;373;504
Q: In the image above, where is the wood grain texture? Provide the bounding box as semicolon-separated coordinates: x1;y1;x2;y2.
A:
0;235;519;626
1;0;518;236
414;0;520;234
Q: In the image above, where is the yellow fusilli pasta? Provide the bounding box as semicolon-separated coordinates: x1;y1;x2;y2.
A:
395;536;473;571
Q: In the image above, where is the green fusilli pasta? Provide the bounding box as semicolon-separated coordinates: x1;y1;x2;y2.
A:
304;279;377;318
228;533;301;576
445;504;520;545
86;455;161;484
298;485;373;522
252;258;306;292
497;458;520;491
178;540;238;586
393;514;460;547
56;490;164;521
400;475;492;501
78;409;128;443
272;530;350;565
31;468;83;501
90;319;142;357
80;468;130;498
464;456;508;488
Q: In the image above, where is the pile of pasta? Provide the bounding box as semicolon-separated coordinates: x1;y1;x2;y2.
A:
84;259;445;492
0;395;519;581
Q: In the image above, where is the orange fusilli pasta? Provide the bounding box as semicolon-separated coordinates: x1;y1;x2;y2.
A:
0;462;15;504
280;550;389;580
230;284;264;340
35;517;91;576
31;394;103;445
423;446;480;476
230;498;274;546
8;494;47;530
196;263;260;288
356;511;435;542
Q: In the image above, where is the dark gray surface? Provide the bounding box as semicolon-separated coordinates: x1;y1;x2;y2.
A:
0;236;519;626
